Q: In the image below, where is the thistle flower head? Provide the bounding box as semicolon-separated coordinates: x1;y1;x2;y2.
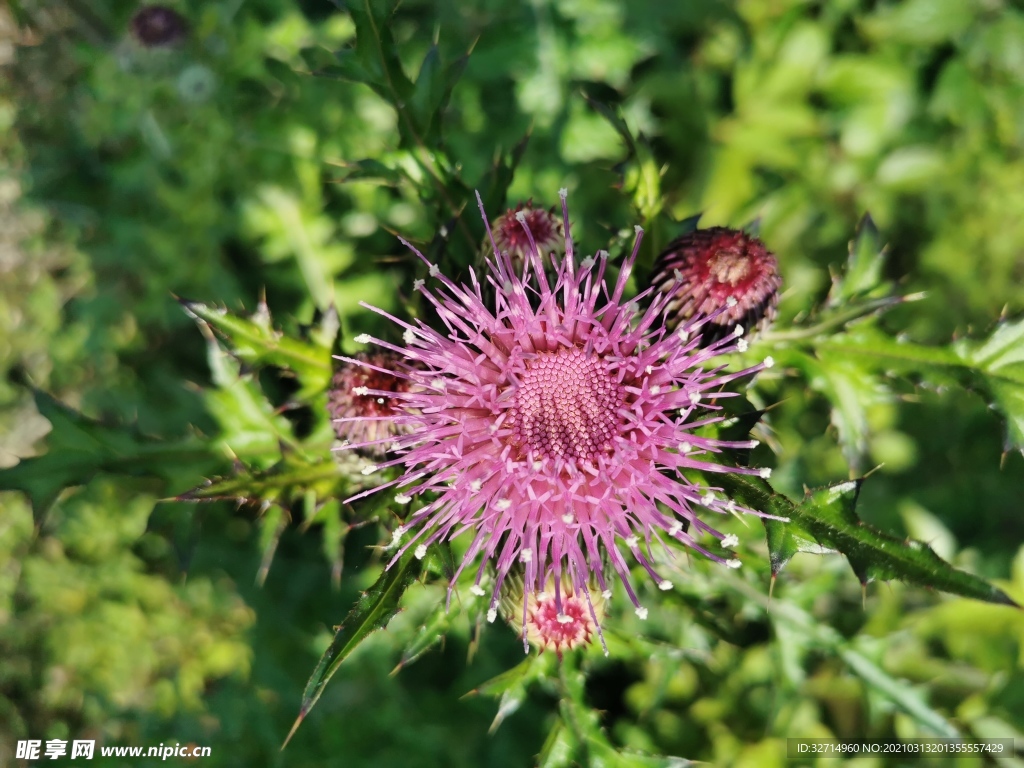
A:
130;5;189;47
341;191;782;652
650;227;781;345
327;352;413;456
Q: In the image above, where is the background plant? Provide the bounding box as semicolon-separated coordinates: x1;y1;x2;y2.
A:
2;0;1023;766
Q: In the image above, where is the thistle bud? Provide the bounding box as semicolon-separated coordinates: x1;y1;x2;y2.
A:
650;227;781;346
482;200;565;275
500;571;605;656
130;5;189;48
327;352;413;457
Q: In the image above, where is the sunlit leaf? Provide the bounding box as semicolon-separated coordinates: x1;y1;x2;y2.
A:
180;300;334;399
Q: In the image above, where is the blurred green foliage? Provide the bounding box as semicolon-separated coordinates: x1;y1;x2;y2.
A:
2;0;1024;765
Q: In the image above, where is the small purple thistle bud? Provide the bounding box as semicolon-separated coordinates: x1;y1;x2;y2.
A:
130;5;189;48
327;352;413;457
483;200;565;274
650;227;782;346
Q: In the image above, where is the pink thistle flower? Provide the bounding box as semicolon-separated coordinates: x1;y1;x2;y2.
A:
327;352;413;457
338;190;784;653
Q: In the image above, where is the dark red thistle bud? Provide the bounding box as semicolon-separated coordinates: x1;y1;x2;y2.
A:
130;5;189;47
483;200;565;273
650;227;782;346
327;352;413;457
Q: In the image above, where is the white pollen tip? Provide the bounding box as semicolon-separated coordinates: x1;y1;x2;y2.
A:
701;492;716;505
486;608;497;623
726;559;742;569
649;385;661;395
734;325;745;337
601;589;613;600
759;467;772;479
645;365;654;374
514;211;527;223
361;464;378;475
414;544;427;560
737;338;749;352
635;607;649;620
431;378;446;390
561;513;574;524
390;526;405;545
354;333;372;344
580;256;595;271
394;494;412;504
556;614;573;624
726;500;737;513
520;548;533;563
429;263;440;277
413;278;425;290
495;499;512;511
722;534;740;549
376;397;385;404
403;329;416;344
469;480;482;492
763;356;775;368
673;268;683;281
726;296;739;308
689;392;701;404
532;461;543;471
470;584;486;597
678;442;692;453
678;328;690;341
634;224;643;235
625;536;639;548
558;187;568;199
669;521;683;535
353;386;369;396
658;580;673;591
389;441;401;451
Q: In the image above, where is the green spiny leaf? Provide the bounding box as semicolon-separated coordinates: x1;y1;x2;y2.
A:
0;391;221;517
828;212;889;305
283;549;422;749
583;94;663;222
821;317;1024;454
718;474;1018;606
955;316;1024;453
180;299;333;399
392;604;451;674
176;453;351;506
255;502;288;587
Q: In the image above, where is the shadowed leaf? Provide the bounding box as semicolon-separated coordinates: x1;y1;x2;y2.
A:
283;550;423;749
0;391;221;518
719;474;1018;606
